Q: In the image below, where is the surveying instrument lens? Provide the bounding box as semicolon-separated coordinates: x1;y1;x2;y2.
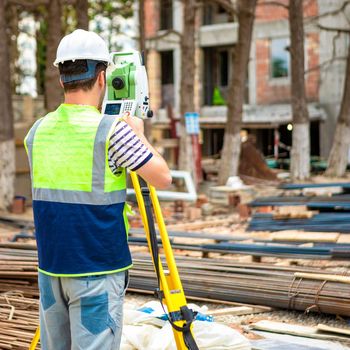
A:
112;77;125;90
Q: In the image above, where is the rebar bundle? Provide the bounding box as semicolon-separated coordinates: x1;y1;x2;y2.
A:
1;243;350;350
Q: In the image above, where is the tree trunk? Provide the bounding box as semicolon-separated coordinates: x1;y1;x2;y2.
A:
326;38;350;177
0;0;15;210
178;0;197;177
76;0;89;30
44;0;62;111
289;0;310;181
218;0;256;185
138;0;146;54
139;0;152;139
5;4;19;94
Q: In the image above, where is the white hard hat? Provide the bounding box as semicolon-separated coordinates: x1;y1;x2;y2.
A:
54;29;112;67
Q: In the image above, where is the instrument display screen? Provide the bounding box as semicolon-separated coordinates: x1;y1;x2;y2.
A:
105;103;122;115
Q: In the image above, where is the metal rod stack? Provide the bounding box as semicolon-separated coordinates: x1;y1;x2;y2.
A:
1;242;350;349
248;213;350;233
250;195;350;210
129;253;350;317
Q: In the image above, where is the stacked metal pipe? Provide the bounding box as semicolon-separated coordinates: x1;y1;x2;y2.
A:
1;242;350;350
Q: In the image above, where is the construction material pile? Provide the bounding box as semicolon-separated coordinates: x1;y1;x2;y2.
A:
1;243;350;320
0;243;39;349
130;254;350;317
2;240;350;349
248;182;350;233
0;293;39;349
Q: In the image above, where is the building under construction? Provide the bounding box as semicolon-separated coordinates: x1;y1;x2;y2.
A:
140;0;348;163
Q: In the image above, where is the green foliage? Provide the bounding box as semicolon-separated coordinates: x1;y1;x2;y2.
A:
63;4;77;35
13;0;133;96
89;0;133;51
89;0;133;19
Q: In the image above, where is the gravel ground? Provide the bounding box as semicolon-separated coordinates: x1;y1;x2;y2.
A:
124;292;350;346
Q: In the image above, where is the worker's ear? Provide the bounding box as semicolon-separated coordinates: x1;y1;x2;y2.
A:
59;78;64;89
98;70;106;87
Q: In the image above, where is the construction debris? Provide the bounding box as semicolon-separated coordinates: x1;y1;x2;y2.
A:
0;293;40;349
251;320;350;342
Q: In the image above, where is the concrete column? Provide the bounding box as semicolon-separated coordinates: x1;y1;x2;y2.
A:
249;38;257;105
194;47;203;112
147;49;162;113
173;0;183;33
173;47;181;116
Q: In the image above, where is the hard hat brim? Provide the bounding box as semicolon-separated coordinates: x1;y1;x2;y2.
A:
53;56;112;67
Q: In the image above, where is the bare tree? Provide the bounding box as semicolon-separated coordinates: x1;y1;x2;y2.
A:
138;0;153;138
44;0;62;110
138;0;146;54
6;4;20;93
218;0;257;184
0;0;15;210
289;0;310;180
326;38;350;177
76;0;89;30
178;0;197;177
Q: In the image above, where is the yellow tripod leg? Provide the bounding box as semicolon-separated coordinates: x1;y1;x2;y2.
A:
130;171;197;350
29;326;40;350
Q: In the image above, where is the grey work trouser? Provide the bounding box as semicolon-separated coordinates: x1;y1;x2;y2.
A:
38;270;129;350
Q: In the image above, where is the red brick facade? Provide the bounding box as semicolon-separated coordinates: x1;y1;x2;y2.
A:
255;33;319;104
255;0;320;104
255;0;318;21
144;0;321;107
144;0;159;37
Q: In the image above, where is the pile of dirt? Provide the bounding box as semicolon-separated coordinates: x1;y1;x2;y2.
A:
239;139;278;181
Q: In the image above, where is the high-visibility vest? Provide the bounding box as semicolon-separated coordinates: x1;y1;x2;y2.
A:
25;104;132;277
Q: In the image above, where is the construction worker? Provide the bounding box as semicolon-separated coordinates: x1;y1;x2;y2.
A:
24;29;171;350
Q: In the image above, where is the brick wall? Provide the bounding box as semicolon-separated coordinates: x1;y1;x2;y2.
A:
255;0;318;22
255;33;320;104
144;0;160;38
143;0;321;108
255;0;320;105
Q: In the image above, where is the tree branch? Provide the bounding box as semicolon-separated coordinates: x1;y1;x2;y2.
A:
306;0;350;23
305;56;347;74
317;23;350;33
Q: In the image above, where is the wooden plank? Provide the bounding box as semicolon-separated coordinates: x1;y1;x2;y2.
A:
337;234;350;244
166;218;235;231
294;272;350;284
273;206;317;220
271;231;340;243
251;320;350;341
207;305;271;317
317;324;350;336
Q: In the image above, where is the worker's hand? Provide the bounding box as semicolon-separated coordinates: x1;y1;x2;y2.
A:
123;114;144;135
